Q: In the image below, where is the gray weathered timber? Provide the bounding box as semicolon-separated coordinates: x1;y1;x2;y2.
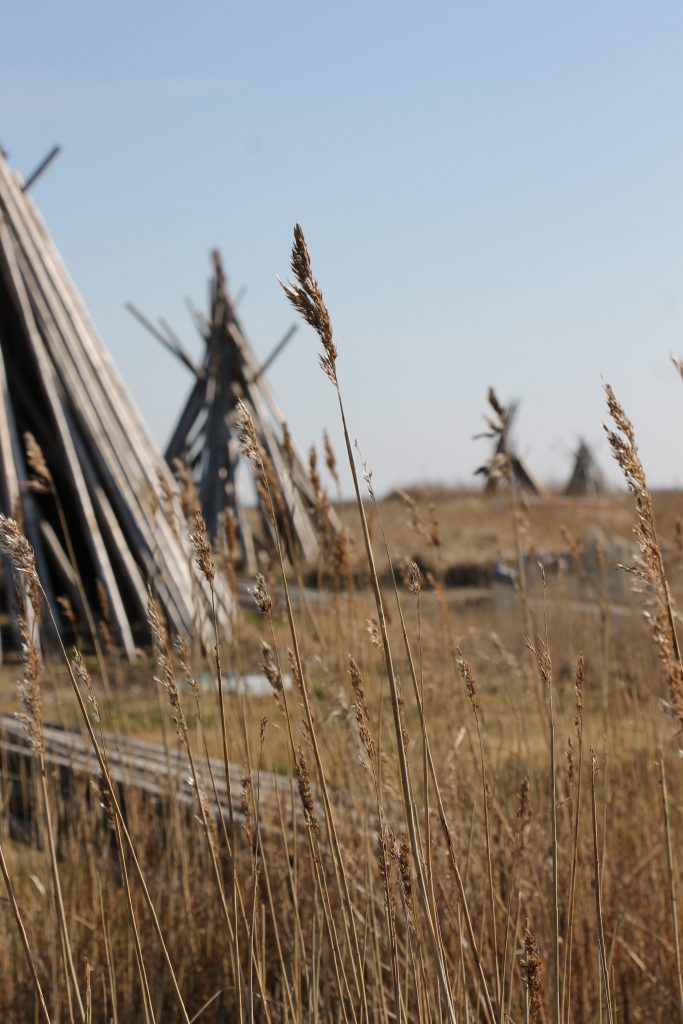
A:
0;714;298;835
0;151;232;654
10;170;219;620
137;251;342;573
0;220;136;656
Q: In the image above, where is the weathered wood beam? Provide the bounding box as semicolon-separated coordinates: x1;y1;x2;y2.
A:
126;302;204;380
69;422;149;624
21;146;61;193
165;374;208;463
39;520;85;615
249;324;298;384
0;315;58;639
0;219;136;656
199;326;236;539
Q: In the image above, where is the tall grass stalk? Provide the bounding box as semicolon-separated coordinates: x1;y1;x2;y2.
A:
658;750;683;1021
590;752;614;1024
367;487;497;1022
526;607;561;1024
0;835;52;1023
562;654;584;1024
0;518;194;1024
281;223;457;1022
238;400;368;1020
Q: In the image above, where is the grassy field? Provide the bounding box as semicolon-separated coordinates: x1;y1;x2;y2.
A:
1;228;683;1023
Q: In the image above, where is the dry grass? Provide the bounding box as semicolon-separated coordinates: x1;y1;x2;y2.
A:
332;487;683;577
2;227;683;1022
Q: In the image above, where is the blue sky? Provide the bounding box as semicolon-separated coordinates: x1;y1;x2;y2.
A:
3;2;683;493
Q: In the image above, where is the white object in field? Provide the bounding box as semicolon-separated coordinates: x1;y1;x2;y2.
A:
199;671;293;697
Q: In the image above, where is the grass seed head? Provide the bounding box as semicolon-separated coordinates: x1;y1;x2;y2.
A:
521;926;544;1020
241;772;255;846
604;383;683;722
348;655;375;768
280;224;337;384
251;573;272;619
72;648;100;725
237;399;263;467
157;467;180;542
260;640;282;693
377;827;397;922
0;515;41;618
397;834;414;923
366;618;382;651
282;421;295;471
575;652;585;732
517;774;531;848
190;504;215;586
148;590;186;739
407;560;422;596
17;614;43;756
24;432;52;493
457;657;479;712
173;458;200;522
287;647;304;699
173;635;199;699
295;747;319;839
57;595;76;626
323;429;339;486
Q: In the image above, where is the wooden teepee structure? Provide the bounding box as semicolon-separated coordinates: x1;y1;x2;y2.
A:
564;439;606;497
0;149;232;657
130;251;339;574
476;391;546;496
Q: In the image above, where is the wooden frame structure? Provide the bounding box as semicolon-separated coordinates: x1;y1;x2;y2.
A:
476;397;547;497
564;439;606;497
0;151;231;656
131;251;340;574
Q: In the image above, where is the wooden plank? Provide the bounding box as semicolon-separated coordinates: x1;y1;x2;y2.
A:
21;146;61;193
159;317;204;379
0;221;137;656
0;715;299;829
0;315;58;638
39;520;85;615
126;302;204;380
199;329;234;538
249;325;298;384
69;424;149;623
165;374;207;462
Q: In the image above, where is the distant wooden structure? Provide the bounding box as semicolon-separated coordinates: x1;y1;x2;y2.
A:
564;439;606;497
0;150;232;656
476;394;546;497
130;252;340;573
